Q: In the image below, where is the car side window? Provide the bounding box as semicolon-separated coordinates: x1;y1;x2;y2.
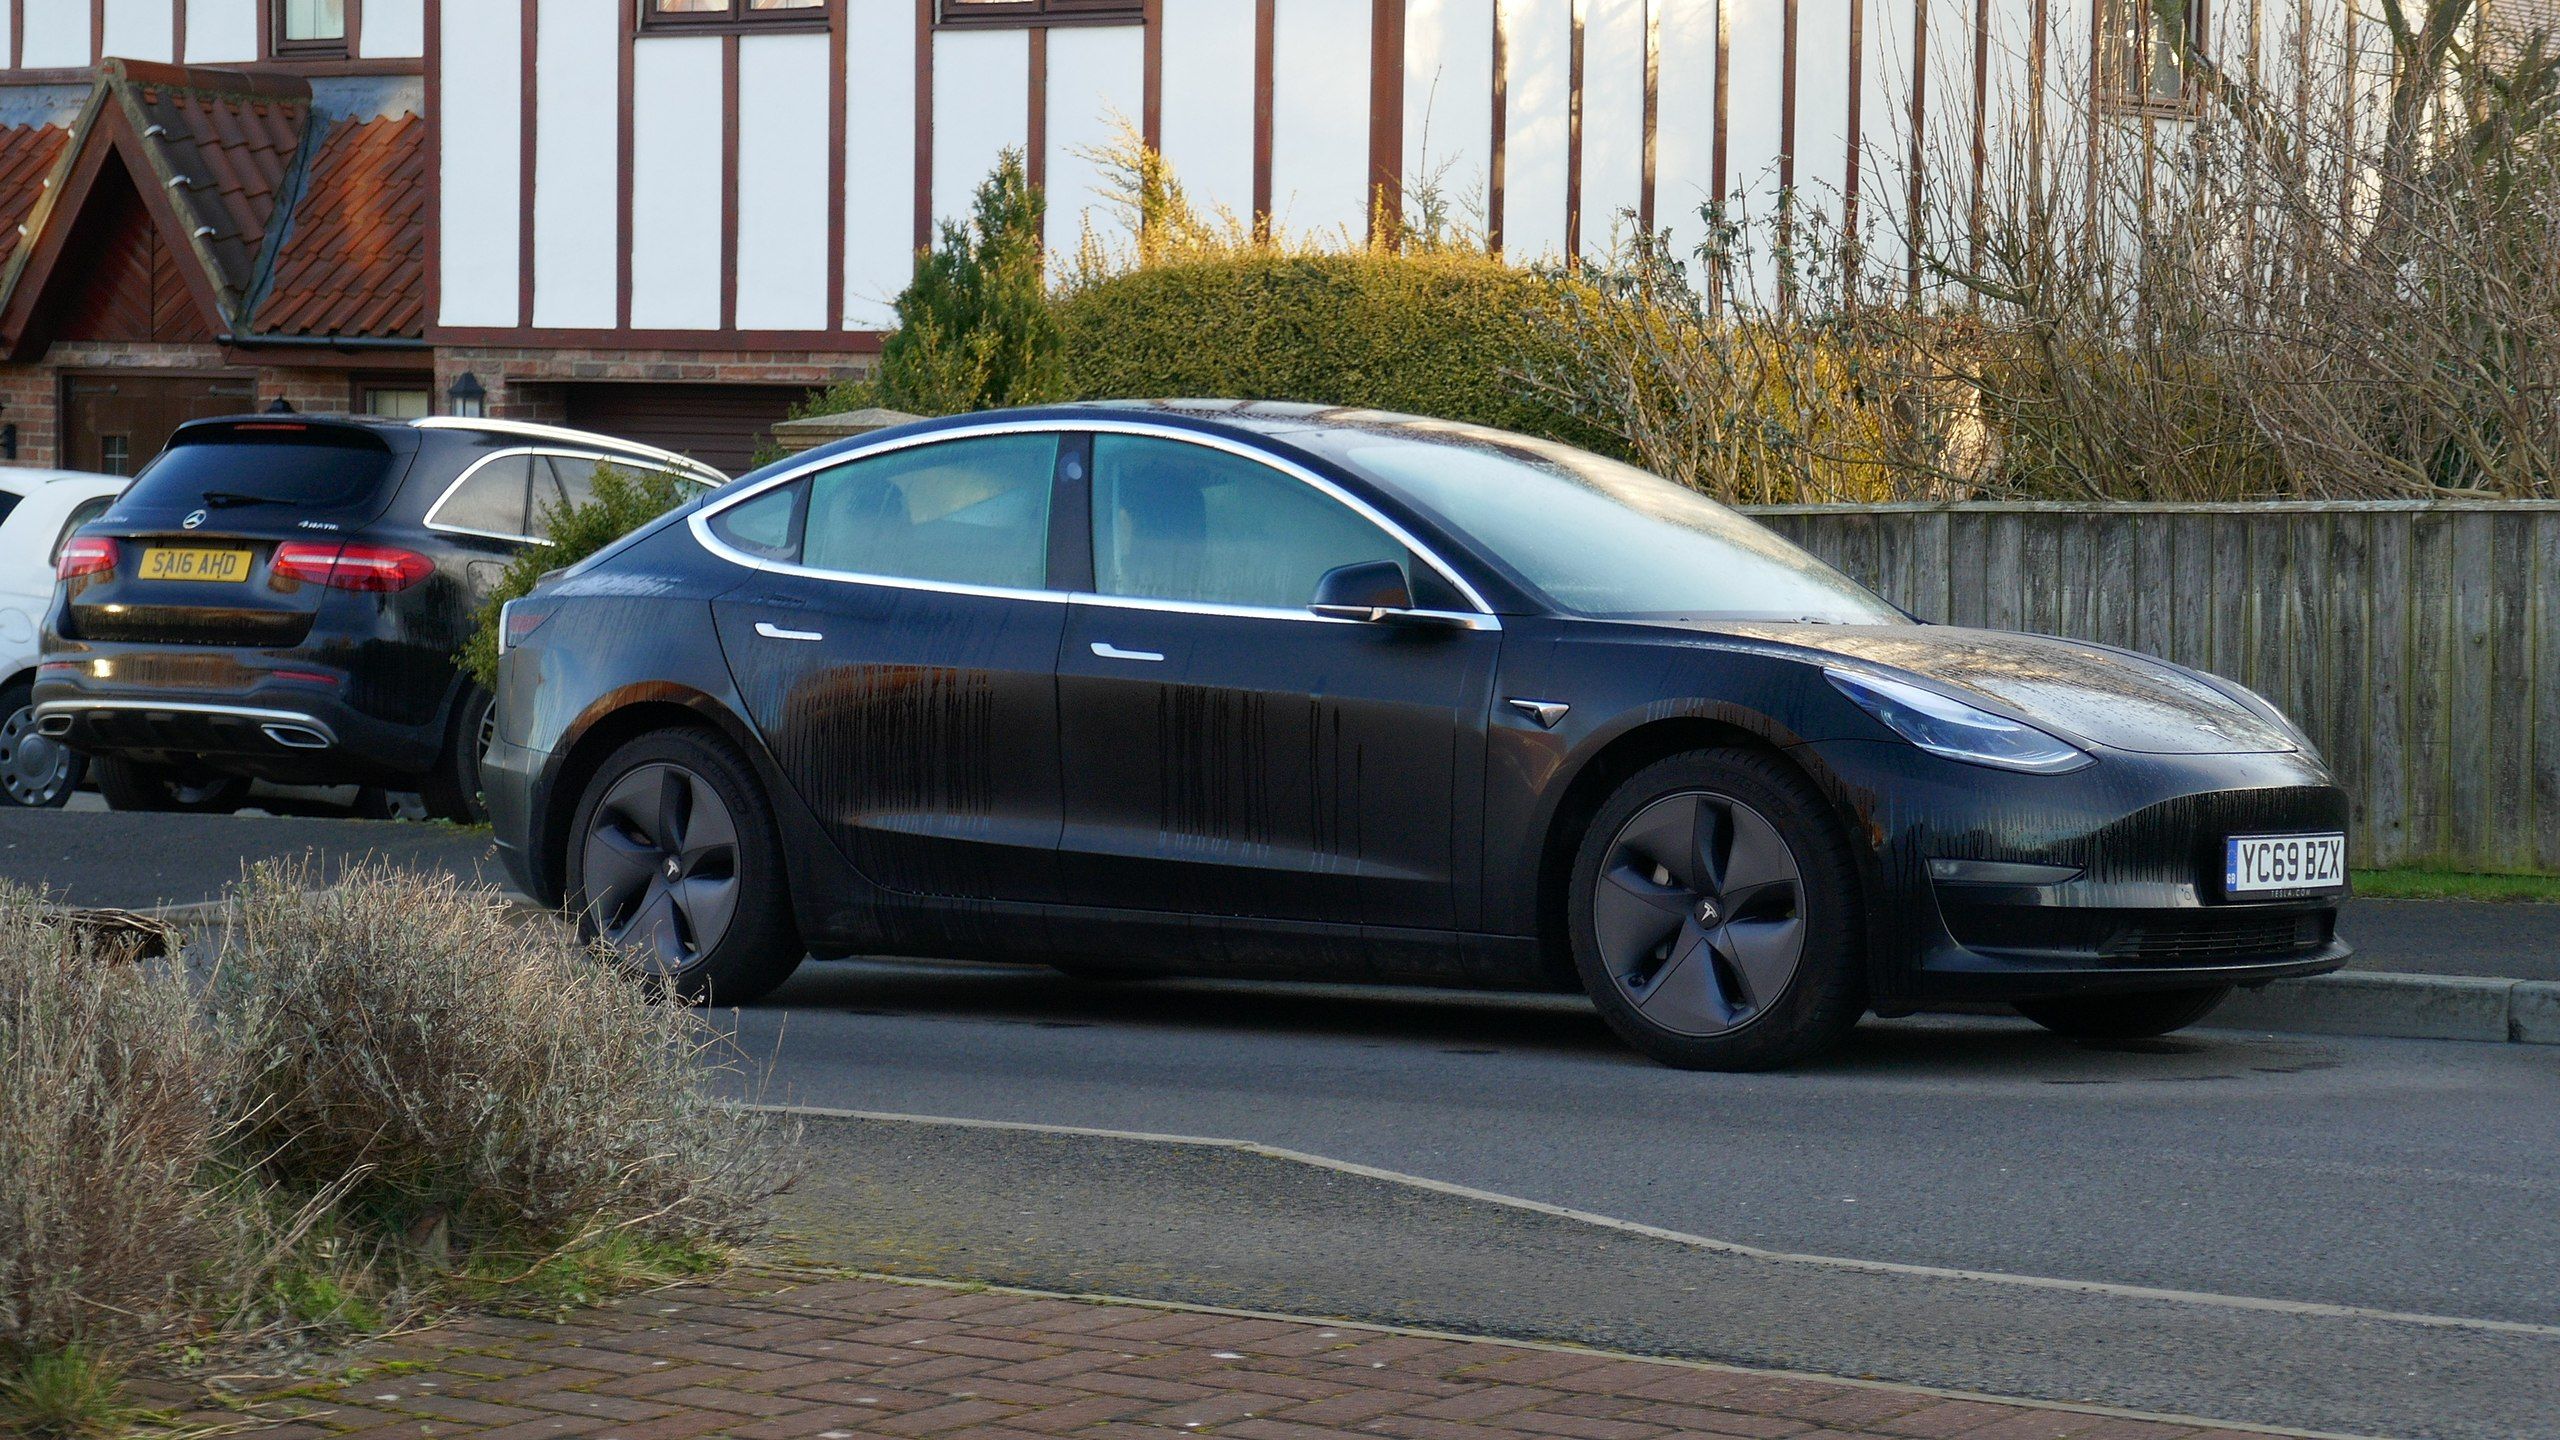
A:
433;454;533;537
1090;434;1409;610
527;455;599;540
799;434;1058;589
708;480;806;561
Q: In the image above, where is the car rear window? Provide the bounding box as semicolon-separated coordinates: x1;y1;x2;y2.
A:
118;424;401;516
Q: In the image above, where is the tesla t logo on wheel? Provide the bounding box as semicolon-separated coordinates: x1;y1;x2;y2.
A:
182;509;207;530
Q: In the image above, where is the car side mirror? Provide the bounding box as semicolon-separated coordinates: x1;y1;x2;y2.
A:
1308;560;1473;629
1309;560;1417;622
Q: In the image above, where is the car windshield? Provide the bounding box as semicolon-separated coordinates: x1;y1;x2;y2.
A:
1329;426;1906;623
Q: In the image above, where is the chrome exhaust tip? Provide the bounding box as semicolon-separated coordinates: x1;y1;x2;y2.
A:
260;723;332;750
33;713;71;738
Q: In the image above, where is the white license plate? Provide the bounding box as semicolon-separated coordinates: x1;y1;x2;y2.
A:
2225;833;2347;895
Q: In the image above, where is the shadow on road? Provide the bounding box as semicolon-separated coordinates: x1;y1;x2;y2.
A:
757;957;2335;1083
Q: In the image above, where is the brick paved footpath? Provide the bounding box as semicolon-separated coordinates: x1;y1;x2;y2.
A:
199;1274;2306;1440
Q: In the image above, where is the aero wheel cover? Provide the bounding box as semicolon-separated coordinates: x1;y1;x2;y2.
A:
581;761;743;975
1594;790;1808;1038
0;705;70;805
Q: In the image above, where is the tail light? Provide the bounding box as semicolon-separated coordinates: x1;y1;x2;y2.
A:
56;536;114;579
272;542;433;592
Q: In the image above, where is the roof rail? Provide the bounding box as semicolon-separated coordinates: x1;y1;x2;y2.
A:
411;416;727;481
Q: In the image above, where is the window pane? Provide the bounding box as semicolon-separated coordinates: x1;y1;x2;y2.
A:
710;481;805;561
1091;435;1407;610
802;434;1057;589
749;0;826;8
652;0;731;11
433;456;532;537
363;387;431;420
283;0;347;40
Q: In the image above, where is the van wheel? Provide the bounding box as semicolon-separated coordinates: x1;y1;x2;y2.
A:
94;757;251;814
566;728;802;1005
0;681;83;808
1566;749;1867;1071
419;685;494;824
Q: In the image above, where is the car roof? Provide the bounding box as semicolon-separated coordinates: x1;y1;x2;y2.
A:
159;413;727;483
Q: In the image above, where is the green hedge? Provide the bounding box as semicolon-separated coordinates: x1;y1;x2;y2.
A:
1055;250;1619;454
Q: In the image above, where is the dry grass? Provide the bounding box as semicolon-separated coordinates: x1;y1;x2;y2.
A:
0;890;245;1369
217;862;795;1251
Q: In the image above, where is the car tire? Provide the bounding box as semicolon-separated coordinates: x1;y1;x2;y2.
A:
419;684;495;824
0;680;83;808
93;757;252;814
1566;748;1867;1071
2014;986;2233;1041
566;727;803;1005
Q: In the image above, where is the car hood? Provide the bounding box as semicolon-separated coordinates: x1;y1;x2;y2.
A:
1701;622;2299;755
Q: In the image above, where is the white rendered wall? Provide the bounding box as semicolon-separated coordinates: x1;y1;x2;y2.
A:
1044;22;1148;258
1268;0;1371;239
736;31;833;330
1653;0;1720;271
1158;0;1259;228
100;0;173;62
1402;0;1495;237
1579;0;1647;255
436;0;522;328
1500;0;1571;260
843;0;918;331
532;0;618;329
182;0;257;62
930;26;1030;232
364;0;426;59
629;37;725;330
21;2;90;67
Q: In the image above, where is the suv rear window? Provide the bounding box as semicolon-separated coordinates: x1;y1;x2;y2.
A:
118;424;401;516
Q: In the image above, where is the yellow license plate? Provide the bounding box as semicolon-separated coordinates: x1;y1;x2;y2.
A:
137;547;253;583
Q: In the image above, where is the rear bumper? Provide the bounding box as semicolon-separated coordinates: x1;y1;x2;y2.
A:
31;680;444;785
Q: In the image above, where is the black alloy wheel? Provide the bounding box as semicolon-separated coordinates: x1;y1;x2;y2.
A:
1568;750;1866;1070
93;757;252;814
0;683;81;808
567;729;802;1004
420;685;494;824
2014;985;2235;1041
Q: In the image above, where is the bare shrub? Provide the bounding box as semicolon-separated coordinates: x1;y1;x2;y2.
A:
218;863;793;1251
0;890;243;1366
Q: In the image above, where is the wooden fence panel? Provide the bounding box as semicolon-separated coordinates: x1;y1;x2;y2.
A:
1745;502;2560;872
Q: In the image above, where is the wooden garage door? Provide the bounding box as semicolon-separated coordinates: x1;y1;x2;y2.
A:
62;373;257;476
561;383;815;477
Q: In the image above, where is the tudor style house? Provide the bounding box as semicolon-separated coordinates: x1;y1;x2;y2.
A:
0;0;2395;475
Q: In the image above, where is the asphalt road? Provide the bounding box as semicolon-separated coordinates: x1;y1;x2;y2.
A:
777;1114;2558;1440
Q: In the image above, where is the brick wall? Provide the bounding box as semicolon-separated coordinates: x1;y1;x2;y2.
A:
433;347;874;422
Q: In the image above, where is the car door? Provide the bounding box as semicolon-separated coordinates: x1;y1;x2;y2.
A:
1054;430;1500;937
706;431;1071;903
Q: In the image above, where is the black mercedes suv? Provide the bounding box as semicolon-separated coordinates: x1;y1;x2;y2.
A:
34;415;724;817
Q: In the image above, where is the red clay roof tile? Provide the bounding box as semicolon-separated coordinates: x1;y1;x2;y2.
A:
249;113;426;341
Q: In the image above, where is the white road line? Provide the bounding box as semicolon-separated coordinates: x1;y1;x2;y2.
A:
752;1102;2560;1343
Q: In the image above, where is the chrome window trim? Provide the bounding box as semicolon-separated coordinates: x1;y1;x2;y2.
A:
412;417;729;484
685;417;1502;631
425;446;717;545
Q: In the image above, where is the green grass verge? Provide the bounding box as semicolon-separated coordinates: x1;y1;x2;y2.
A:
2353;868;2560;902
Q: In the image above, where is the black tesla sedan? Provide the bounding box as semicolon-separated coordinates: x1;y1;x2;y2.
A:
485;402;2350;1070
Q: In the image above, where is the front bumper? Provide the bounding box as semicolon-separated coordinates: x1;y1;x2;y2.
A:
1795;738;2354;1009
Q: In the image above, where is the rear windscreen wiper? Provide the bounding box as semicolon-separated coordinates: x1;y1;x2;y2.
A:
200;490;295;508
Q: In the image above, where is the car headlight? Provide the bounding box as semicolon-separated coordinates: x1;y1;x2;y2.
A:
1825;668;2093;774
